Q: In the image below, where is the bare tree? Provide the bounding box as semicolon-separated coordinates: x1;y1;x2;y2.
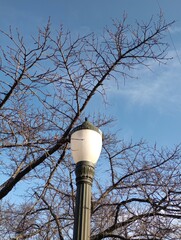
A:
90;140;181;239
1;14;180;239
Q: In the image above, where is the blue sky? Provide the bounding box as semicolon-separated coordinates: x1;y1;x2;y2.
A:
1;0;181;147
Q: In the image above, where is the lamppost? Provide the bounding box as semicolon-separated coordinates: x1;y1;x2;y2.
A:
70;118;103;240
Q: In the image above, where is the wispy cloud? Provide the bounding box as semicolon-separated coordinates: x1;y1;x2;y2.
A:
108;49;181;114
168;25;181;34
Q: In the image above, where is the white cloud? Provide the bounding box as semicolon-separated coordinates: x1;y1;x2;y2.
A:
168;25;181;34
108;49;181;114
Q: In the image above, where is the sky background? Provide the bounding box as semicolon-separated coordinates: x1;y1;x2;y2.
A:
1;0;181;147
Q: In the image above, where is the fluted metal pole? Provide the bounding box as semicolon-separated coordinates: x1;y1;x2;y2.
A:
73;161;95;240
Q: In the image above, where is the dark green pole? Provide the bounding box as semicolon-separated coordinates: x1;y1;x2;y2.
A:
73;161;95;240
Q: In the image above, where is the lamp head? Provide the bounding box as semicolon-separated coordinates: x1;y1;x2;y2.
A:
70;118;103;164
